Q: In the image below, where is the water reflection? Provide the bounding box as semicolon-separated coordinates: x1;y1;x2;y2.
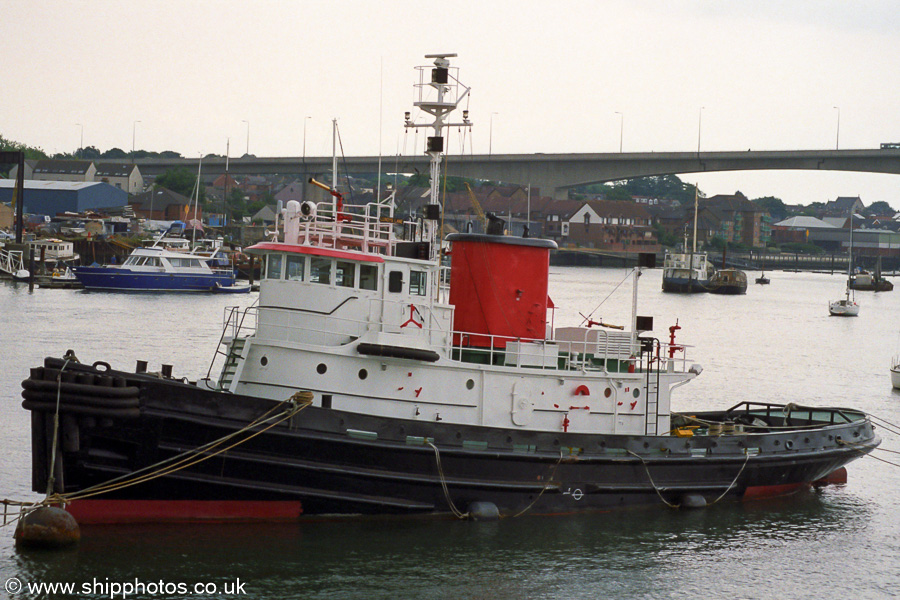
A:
8;488;879;600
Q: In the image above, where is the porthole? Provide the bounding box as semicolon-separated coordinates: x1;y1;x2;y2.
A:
466;379;475;390
632;388;641;398
604;388;612;398
358;369;368;380
317;363;327;374
785;440;794;449
260;356;268;366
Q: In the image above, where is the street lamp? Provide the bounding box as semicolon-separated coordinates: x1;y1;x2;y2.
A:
302;116;311;200
242;120;250;156
132;120;141;163
615;112;623;152
833;106;840;150
76;123;83;158
489;112;498;156
303;116;311;162
697;107;704;153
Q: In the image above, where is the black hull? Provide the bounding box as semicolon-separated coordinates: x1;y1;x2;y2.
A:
849;283;893;292
661;279;709;294
708;284;748;295
23;357;879;521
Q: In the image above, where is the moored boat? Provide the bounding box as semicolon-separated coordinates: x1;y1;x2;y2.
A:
21;55;880;523
72;225;236;292
661;189;713;294
708;268;748;295
849;270;893;292
891;356;900;389
661;251;714;293
829;224;860;316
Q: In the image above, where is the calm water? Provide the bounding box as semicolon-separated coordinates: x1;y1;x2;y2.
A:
1;268;899;600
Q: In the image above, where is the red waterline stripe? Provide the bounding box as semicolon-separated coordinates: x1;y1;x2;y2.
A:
64;500;303;524
742;482;809;500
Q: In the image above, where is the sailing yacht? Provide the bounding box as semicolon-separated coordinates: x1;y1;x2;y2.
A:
829;220;859;316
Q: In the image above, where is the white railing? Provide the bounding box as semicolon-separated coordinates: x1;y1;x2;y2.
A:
222;298;692;376
290;202;420;256
0;249;25;276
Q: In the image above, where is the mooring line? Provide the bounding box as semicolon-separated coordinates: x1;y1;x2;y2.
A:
426;442;468;519
1;390;313;526
506;450;565;519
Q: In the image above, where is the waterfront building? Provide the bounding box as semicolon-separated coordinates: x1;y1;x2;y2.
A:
0;180;127;217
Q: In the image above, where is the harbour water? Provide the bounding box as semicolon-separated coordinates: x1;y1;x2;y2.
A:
1;267;899;599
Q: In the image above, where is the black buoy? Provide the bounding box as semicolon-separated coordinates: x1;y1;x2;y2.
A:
14;506;80;549
468;501;500;521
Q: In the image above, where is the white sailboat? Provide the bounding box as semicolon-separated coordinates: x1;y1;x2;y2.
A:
829;218;859;317
890;355;900;389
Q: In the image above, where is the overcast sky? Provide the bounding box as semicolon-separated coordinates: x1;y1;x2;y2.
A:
5;0;900;207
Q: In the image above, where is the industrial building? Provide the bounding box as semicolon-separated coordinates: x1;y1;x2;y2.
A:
0;180;128;217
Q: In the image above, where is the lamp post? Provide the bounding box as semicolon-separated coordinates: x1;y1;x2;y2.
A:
697;107;704;153
76;123;83;158
242;120;250;156
833;106;840;150
615;112;623;152
132;120;141;163
489;112;498;156
302;116;311;201
303;116;311;162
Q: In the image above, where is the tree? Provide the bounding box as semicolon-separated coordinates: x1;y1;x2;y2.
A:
0;134;49;160
865;201;895;216
102;148;128;159
155;167;200;199
576;175;698;204
752;196;787;221
80;146;102;159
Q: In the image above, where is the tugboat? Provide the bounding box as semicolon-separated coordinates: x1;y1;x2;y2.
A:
662;191;714;293
21;55;879;523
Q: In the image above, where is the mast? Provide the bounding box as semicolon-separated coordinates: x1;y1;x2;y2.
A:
847;215;854;300
692;186;699;254
690;186;699;287
192;156;202;245
405;54;471;259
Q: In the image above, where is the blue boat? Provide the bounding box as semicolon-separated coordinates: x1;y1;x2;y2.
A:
73;231;239;292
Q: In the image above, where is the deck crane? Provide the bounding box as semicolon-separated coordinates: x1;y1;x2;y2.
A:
464;182;488;232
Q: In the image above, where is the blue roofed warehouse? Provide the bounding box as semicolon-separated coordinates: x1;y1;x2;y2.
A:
0;180;128;217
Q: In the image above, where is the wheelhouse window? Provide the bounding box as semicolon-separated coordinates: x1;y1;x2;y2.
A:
266;254;284;279
410;271;427;296
286;255;304;281
336;261;356;288
310;257;331;284
359;264;378;291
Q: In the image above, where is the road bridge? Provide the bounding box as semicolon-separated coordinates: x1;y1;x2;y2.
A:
135;148;900;199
